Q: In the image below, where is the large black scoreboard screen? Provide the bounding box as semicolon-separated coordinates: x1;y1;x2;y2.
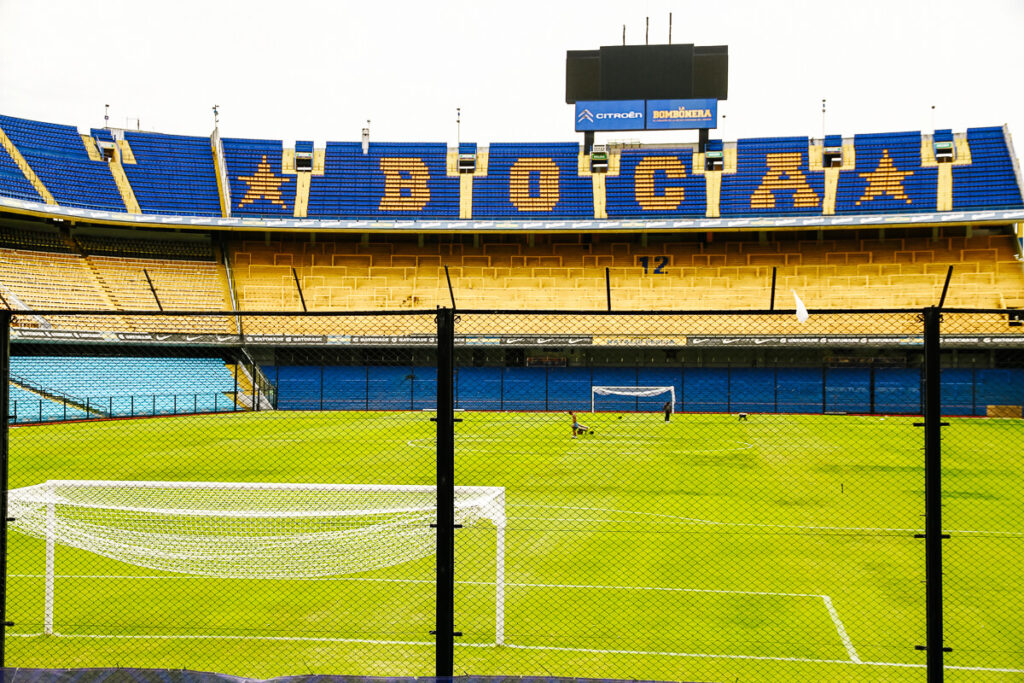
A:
566;44;728;104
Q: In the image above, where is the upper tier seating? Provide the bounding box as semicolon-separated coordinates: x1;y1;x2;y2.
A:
0;114;1020;220
92;129;221;217
952;127;1023;209
720;137;826;216
606;148;706;217
0;142;39;203
0;115;123;211
222;137;298;217
307;142;459;218
472;143;593;218
835;131;939;213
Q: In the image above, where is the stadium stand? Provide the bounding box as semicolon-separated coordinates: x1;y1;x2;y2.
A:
835;131;939;214
307;142;459;219
0;229;233;332
605;148;707;217
9;356;238;419
0;115;124;211
91;129;222;217
0;224;70;253
228;228;1023;311
472;143;593;218
0;138;41;203
720;136;826;216
75;232;215;260
222;137;297;217
7;383;88;423
952;127;1024;209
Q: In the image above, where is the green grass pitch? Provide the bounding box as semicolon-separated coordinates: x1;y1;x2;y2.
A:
5;410;1023;681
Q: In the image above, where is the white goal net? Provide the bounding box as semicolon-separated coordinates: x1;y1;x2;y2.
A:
9;480;506;641
591;386;676;412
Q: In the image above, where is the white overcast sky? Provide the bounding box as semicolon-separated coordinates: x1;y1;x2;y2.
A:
1;0;1022;151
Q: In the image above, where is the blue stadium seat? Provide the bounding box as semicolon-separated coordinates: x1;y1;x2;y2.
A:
0;115;123;211
91;129;221;217
835;131;938;214
307;142;458;219
472;143;593;218
951;127;1023;210
720;136;825;216
222;137;298;217
606;148;706;218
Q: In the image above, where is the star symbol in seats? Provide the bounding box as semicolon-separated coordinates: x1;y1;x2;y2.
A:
238;155;290;209
856;149;913;205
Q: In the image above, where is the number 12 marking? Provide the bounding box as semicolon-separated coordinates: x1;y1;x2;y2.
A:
639;256;668;274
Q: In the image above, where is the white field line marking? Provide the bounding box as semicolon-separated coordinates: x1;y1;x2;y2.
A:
821;595;860;663
6;632;1023;675
513;504;1024;537
8;574;819;597
406;437;755;454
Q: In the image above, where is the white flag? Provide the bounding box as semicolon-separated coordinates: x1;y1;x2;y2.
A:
792;289;809;323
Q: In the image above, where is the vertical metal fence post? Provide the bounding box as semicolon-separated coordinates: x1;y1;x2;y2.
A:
1;311;11;666
923;306;945;681
435;307;456;677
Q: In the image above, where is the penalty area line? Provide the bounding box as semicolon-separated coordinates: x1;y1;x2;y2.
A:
7;633;1023;674
821;595;860;663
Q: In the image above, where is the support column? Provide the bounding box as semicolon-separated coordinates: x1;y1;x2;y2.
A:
1;312;10;662
435;307;456;676
922;306;945;681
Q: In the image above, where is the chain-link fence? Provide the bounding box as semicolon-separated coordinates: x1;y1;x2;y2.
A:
1;308;1022;682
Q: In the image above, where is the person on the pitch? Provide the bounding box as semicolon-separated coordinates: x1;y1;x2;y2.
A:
663;400;672;422
568;411;590;438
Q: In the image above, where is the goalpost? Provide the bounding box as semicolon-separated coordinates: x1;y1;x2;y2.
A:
591;386;676;413
8;480;507;644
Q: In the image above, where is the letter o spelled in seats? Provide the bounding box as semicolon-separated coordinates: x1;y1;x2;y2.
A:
508;158;560;212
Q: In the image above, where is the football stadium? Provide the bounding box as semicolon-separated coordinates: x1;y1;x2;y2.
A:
2;5;1024;683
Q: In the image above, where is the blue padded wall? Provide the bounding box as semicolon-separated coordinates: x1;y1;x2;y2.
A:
0;115;123;211
836;131;938;214
324;366;369;410
222;137;297;216
547;367;592;411
104;130;221;217
941;369;975;416
473;143;593;218
952;127;1023;209
267;365;1013;417
683;368;730;412
873;368;921;414
0;142;40;202
729;369;776;413
592;368;640;412
776;369;823;413
974;369;1024;415
720;137;825;216
500;368;548;410
637;368;683;412
606;149;706;218
824;368;870;413
412;366;437;410
307;142;458;219
456;367;502;410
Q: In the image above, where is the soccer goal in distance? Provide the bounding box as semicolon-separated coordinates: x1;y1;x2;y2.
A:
591;386;676;413
8;480;507;644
